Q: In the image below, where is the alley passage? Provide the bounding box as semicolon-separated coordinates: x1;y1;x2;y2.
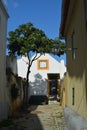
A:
1;102;67;130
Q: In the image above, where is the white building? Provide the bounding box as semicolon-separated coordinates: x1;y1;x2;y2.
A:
17;53;66;100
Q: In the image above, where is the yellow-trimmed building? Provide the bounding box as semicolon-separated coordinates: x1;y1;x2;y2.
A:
60;0;87;121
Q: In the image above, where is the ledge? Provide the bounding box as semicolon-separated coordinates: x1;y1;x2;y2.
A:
64;106;87;130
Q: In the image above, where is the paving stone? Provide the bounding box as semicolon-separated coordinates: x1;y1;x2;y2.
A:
0;101;68;130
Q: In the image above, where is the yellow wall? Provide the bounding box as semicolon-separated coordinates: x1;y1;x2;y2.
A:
61;75;67;108
65;0;87;120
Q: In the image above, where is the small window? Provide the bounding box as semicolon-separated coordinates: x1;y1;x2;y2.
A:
37;59;49;70
72;88;75;105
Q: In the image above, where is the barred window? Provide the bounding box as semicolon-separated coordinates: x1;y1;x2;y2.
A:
72;88;75;105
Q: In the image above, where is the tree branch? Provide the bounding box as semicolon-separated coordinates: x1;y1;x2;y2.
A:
30;52;42;66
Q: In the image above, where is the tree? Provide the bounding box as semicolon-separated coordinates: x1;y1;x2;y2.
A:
7;22;66;105
52;38;66;56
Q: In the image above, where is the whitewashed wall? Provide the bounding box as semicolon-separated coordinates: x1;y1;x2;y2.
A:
6;56;18;74
17;53;66;97
0;0;9;121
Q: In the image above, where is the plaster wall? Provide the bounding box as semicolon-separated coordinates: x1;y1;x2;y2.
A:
65;0;87;120
6;56;18;74
17;54;66;97
0;0;9;120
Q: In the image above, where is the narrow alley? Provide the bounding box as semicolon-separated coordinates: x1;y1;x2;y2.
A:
0;102;67;130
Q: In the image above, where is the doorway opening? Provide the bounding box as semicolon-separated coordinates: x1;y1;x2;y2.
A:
47;73;60;101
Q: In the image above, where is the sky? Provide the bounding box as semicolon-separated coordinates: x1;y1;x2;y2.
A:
4;0;66;64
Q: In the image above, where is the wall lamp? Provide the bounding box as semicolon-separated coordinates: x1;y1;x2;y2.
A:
66;47;78;51
52;43;78;56
52;43;64;56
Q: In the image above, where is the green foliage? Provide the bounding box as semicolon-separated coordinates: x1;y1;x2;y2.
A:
52;38;66;56
7;22;52;56
7;22;66;57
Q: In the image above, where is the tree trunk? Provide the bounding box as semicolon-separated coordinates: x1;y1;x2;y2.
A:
25;65;31;106
23;53;42;107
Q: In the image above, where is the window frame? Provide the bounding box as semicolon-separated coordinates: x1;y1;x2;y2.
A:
71;31;76;60
37;59;49;70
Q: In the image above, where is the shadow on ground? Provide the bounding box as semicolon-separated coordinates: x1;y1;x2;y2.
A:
0;106;44;130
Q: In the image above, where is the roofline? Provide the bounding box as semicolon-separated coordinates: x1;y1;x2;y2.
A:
0;0;9;18
59;0;70;38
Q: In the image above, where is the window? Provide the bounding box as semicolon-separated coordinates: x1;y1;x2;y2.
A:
71;32;76;59
37;59;49;70
84;0;87;28
72;88;75;105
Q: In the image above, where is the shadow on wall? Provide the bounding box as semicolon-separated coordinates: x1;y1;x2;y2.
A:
68;54;87;104
84;69;87;105
29;73;48;105
30;73;47;96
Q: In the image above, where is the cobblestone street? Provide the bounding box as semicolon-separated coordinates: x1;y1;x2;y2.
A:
1;102;68;130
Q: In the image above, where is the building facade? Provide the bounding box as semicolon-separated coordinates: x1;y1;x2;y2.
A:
17;53;66;102
60;0;87;128
0;0;9;121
